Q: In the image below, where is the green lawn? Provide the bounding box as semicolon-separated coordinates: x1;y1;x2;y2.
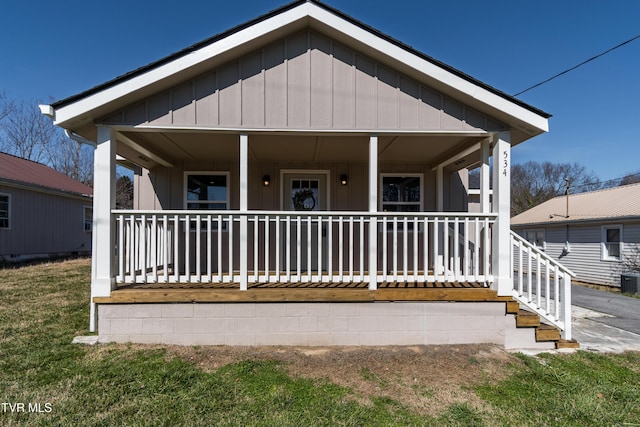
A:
0;258;638;426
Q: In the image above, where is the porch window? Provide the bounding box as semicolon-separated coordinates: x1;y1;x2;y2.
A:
84;206;93;232
523;229;545;250
380;174;422;212
185;173;229;210
0;194;9;229
602;225;622;261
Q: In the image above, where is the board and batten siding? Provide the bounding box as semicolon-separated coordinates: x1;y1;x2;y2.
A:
133;161;459;212
100;30;506;133
0;185;92;259
517;222;640;287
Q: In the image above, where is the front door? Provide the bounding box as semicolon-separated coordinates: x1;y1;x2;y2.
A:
282;172;328;274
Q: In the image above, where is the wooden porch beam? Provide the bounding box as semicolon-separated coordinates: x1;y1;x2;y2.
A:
117;132;174;167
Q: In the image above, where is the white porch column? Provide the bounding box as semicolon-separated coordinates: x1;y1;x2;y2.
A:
91;126;116;331
480;138;491;214
491;131;512;295
368;134;378;290
239;133;248;291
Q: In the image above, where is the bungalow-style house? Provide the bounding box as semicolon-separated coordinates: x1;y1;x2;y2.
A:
512;183;640;288
0;152;93;262
41;0;575;349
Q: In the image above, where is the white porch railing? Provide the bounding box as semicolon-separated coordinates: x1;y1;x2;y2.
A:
113;210;496;286
511;230;575;340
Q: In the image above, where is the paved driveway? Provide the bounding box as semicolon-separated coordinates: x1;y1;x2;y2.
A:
570;284;640;352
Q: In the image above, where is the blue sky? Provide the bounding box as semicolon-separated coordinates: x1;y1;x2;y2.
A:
1;0;638;182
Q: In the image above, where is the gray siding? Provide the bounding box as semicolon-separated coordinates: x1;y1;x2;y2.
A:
0;185;92;260
134;161;443;212
516;222;640;287
101;30;506;133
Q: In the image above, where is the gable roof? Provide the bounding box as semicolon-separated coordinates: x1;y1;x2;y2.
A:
0;152;93;197
44;0;549;144
511;183;640;226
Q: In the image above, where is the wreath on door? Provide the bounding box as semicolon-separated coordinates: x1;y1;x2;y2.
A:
292;189;316;211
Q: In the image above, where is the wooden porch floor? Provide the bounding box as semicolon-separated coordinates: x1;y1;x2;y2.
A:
95;281;513;304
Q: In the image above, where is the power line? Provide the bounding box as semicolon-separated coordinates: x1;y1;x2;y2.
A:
513;34;640;96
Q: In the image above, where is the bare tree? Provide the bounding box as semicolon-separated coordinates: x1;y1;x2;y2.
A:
116;175;134;209
511;161;600;216
0;95;93;186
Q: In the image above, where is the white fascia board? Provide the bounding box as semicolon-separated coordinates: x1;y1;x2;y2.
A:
53;4;313;127
307;5;549;133
53;2;547;133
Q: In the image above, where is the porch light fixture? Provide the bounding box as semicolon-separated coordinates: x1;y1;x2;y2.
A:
262;175;271;187
340;174;348;186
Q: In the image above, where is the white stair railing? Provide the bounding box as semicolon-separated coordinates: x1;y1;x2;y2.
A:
511;230;575;340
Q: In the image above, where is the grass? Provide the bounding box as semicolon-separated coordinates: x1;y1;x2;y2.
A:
0;258;639;426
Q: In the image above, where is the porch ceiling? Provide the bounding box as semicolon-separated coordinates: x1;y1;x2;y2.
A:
116;130;484;169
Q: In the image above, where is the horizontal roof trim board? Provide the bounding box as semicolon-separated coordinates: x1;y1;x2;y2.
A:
49;0;549;140
104;124;492;137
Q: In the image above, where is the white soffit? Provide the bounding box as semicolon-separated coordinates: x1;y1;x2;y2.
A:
52;1;548;134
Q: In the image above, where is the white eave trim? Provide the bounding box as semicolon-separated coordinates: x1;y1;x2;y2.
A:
51;2;548;133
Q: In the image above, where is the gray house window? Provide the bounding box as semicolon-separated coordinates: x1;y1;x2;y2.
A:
380;174;423;212
185;173;229;210
84;206;93;232
524;229;545;250
0;194;9;229
602;225;623;261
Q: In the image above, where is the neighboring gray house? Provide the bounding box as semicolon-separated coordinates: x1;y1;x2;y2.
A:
512;183;640;288
0;152;93;262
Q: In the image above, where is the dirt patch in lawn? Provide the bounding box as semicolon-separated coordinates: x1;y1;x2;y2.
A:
168;344;521;417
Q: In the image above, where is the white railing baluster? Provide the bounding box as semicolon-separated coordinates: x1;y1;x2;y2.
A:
393;217;398;283
327;216;333;283
254;215;259;283
152;215;158;283
206;214;212;282
195;215;201;283
382;216;388;283
453;217;459;282
264;216;270;283
117;215;124;283
413;216;418;282
338;216;344;283
163;215;169;283
317;216;323;283
217;214;223;282
228;215;234;283
423;217;429;282
286;215;291;282
463;217;469;281
297;215;302;282
307;215;312;283
433;217;439;281
348;216;354;282
359;216;364;282
402;217;408;283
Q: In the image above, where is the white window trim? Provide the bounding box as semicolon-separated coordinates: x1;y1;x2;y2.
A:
379;173;424;212
279;169;331;211
183;171;231;210
83;205;93;233
523;228;546;251
601;224;623;262
0;193;10;230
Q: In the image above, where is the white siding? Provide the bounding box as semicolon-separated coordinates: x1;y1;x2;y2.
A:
516;222;640;287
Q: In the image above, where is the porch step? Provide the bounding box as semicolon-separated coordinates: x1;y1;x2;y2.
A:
510;304;580;349
556;339;580;349
516;309;541;327
535;323;561;342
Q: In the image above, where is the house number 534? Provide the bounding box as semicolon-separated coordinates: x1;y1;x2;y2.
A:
502;151;509;177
